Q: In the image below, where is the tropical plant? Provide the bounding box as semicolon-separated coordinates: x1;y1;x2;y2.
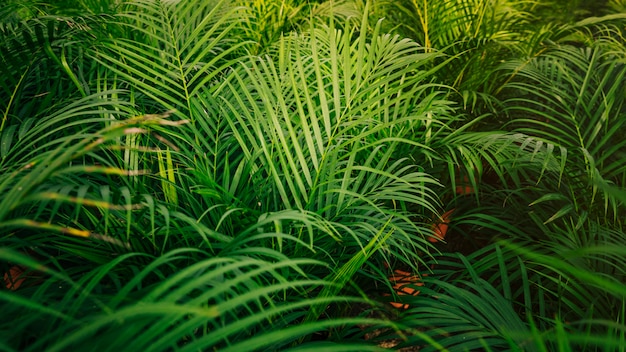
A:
371;0;537;110
2;0;626;350
0;0;449;350
375;13;626;351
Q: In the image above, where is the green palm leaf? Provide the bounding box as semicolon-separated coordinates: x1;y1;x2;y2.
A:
92;0;249;121
502;42;626;223
198;13;447;275
0;248;391;351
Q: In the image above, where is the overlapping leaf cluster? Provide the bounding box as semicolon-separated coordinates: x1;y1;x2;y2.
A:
1;0;625;350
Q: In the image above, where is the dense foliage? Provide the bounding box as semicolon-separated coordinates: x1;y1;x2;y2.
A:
1;0;625;350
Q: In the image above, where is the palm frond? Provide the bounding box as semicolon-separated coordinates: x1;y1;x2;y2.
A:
0;248;391;351
390;237;626;351
200;14;448;276
92;0;249;121
502;42;626;222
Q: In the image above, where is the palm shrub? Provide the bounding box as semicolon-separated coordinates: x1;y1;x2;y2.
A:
497;30;626;342
501;37;626;227
373;0;540;111
362;0;558;209
384;239;626;351
373;19;626;351
0;89;397;350
91;0;448;264
3;0;626;350
0;0;458;349
170;5;454;308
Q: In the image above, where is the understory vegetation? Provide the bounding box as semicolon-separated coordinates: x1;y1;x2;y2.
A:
1;0;625;350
